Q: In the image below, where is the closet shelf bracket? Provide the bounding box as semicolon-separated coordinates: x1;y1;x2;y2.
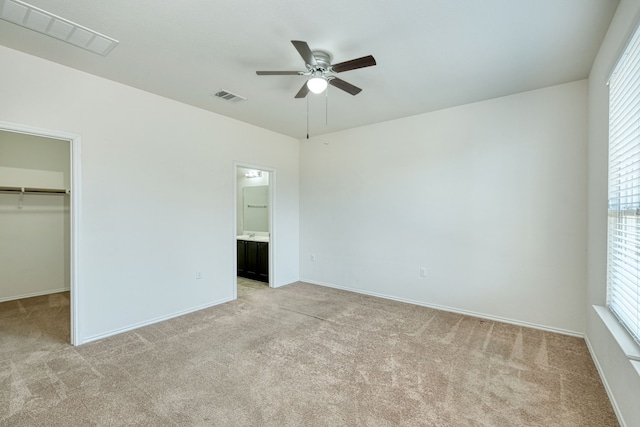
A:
18;187;25;209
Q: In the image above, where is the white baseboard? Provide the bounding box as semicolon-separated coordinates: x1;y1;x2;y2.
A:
0;287;70;303
584;335;627;427
80;296;235;345
300;278;583;338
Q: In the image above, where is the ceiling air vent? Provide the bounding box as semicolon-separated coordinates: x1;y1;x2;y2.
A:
213;90;247;103
0;0;119;56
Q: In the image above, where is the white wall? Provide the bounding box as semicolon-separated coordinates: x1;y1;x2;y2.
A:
0;132;71;188
587;1;640;426
0;45;299;342
300;80;588;334
0;133;70;301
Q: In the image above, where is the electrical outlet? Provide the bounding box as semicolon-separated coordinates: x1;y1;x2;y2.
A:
195;272;202;279
420;268;427;278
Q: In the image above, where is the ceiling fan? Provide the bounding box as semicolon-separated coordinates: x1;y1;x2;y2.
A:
256;40;376;98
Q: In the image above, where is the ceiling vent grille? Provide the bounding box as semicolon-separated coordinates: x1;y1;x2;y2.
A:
0;0;119;56
213;90;247;103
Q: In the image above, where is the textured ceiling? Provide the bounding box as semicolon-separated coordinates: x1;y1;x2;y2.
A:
0;0;619;139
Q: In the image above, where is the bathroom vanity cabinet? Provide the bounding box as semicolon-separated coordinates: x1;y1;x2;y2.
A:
237;240;268;283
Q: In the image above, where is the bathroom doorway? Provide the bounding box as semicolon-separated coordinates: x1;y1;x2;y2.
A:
234;164;274;298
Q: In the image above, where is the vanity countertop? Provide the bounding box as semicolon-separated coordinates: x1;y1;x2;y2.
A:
237;235;269;242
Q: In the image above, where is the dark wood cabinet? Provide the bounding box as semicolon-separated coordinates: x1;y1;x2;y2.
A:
237;240;246;276
256;241;268;282
237;240;269;283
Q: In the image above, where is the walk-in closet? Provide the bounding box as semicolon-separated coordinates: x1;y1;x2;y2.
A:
0;130;71;345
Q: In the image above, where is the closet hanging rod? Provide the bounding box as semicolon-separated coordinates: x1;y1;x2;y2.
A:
0;186;70;195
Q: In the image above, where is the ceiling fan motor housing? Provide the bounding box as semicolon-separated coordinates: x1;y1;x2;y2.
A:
311;50;332;71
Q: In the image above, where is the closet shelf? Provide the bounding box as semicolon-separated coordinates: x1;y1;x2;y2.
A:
0;186;70;195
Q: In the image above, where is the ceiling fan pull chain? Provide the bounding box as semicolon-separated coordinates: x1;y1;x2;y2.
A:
326;87;329;126
306;95;310;139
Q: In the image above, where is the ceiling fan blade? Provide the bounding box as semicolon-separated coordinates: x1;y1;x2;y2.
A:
256;71;303;75
331;55;377;73
294;82;310;98
291;40;317;67
328;78;362;96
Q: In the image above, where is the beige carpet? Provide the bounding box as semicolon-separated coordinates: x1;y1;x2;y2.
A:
0;280;618;426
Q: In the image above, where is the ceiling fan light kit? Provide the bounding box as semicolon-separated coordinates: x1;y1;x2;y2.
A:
307;73;328;94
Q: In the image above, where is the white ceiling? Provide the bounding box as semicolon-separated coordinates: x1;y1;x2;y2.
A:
0;0;619;139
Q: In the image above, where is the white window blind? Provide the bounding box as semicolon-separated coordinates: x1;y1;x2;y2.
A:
608;22;640;345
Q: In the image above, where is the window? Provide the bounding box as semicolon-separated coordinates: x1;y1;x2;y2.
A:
607;22;640;345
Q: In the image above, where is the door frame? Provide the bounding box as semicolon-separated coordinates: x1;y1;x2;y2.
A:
233;161;275;298
0;121;81;345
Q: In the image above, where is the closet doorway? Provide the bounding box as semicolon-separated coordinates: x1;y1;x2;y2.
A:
234;163;274;298
0;123;80;345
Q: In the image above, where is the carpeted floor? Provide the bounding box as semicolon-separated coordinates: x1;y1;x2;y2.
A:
0;280;618;426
